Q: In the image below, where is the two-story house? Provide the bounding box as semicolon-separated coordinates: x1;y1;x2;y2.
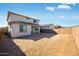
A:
7;11;40;37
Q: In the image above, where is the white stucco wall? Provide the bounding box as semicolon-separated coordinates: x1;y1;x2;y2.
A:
10;23;31;37
8;14;39;24
8;13;40;37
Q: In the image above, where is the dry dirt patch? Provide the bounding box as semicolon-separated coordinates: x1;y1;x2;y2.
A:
13;33;79;56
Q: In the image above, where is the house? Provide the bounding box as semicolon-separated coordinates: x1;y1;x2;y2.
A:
40;24;62;33
7;11;40;37
40;24;62;29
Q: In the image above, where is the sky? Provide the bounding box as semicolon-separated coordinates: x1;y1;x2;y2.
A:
0;3;79;27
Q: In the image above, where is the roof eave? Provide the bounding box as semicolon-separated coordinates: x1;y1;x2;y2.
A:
7;11;40;21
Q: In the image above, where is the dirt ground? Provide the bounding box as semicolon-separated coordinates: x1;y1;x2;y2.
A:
13;33;79;56
0;36;25;56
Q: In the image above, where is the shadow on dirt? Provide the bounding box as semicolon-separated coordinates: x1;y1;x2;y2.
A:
0;35;26;56
15;29;57;41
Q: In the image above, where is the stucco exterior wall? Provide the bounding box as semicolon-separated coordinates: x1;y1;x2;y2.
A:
10;23;31;37
8;14;39;24
8;13;40;37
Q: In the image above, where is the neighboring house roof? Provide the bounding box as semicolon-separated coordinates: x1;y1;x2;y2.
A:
40;24;62;28
7;11;39;21
40;24;54;27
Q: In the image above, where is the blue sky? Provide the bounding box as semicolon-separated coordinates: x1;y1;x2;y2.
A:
0;3;79;27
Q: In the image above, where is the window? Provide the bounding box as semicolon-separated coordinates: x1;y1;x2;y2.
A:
19;25;23;32
19;24;27;32
26;17;30;19
35;27;38;31
23;25;27;32
33;20;37;24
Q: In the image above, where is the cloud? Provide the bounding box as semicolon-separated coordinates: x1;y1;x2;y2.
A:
46;3;75;11
58;15;64;19
62;3;76;6
71;16;79;19
31;16;38;18
46;7;55;11
57;4;72;10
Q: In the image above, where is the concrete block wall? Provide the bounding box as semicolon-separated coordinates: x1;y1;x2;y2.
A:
72;27;79;49
54;27;79;50
53;28;72;34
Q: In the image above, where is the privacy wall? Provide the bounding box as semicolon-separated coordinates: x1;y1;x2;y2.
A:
54;27;79;50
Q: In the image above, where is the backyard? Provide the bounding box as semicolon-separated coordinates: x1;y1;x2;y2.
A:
0;33;79;56
13;33;79;56
0;27;79;56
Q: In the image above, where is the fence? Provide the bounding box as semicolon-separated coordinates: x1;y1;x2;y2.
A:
72;27;79;49
54;27;79;49
53;28;72;34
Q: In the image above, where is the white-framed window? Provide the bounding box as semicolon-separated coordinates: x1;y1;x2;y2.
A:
33;20;37;24
19;24;27;32
35;26;38;31
23;25;27;32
